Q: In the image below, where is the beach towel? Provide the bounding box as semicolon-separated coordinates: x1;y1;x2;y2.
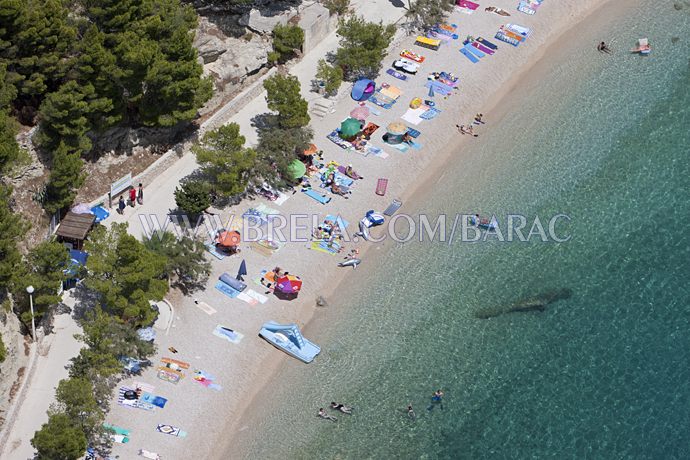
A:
117;386;155;411
365;104;382;116
456;0;479;9
309;240;340;255
420;107;442;120
104;423;130;443
156;424;187;438
518;2;536;15
250;239;282;257
213;324;244;343
495;31;520;47
139;449;161;459
366;144;389;158
465;43;485;58
477;37;499;49
507;23;532;36
406;127;421;138
273;192;290;206
140;392;168;408
409;140;423;149
383;199;403;216
390;143;410;153
362;122;380;138
386;68;407;81
425;80;454;95
193;370;222;391
376;178;388;196
379;85;402;100
325;214;349;230
473;42;495;55
401;107;428;125
303;188;331;204
157;367;183;384
132;381;156;393
368;93;395;109
460;47;480;63
161;357;190;368
215;280;240;299
205;242;226;260
194;300;217;315
237;289;268;305
327;129;355;150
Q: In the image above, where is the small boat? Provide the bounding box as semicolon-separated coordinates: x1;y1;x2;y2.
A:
470;215;497;231
259;321;321;363
400;49;425;62
631;38;651;54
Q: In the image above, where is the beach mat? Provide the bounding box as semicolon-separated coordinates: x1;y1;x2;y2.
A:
140;393;168;408
473;42;495;55
376;178;388;196
460;47;479;63
205;242;226;260
465;43;485;58
237;289;268;305
193;370;222;391
477;37;498;49
420;107;442;120
194;301;217;315
303;188;332;204
117;386;155;411
495;31;520;47
215;280;240;299
156;424;187;438
383;199;403;216
457;0;479;9
386;68;407;81
390;143;410;153
213;324;244;344
406;127;421;138
250;242;275;257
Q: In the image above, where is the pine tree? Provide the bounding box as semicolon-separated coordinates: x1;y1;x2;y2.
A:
194;123;257;198
31;413;87;460
44;142;85;214
174;180;211;217
0;185;29;294
263;73;309;129
144;231;211;293
335;16;396;80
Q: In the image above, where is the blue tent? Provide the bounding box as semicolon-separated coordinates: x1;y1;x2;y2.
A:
351;78;375;101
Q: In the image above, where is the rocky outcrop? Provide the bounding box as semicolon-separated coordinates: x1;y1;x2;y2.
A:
239;7;297;34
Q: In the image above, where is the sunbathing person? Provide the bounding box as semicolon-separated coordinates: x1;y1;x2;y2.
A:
330;402;353;414
331;183;349;199
318;408;337;422
456;124;478;137
345;164;364;180
402;132;414;144
485;6;510;16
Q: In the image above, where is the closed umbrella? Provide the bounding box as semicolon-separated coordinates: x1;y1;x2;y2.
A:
286;159;307;180
350;105;370;120
216;230;241;247
236;259;247;280
276;274;302;294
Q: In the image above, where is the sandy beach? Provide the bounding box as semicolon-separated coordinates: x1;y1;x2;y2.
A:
96;1;627;458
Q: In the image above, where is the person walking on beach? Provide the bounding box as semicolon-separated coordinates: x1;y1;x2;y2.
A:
474;113;485;124
137;183;144;205
597;41;612;54
117;195;126;214
318;408;337;422
129;186;137;207
407;405;416;420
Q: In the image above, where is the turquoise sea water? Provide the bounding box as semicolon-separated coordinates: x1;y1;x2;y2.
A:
234;2;690;458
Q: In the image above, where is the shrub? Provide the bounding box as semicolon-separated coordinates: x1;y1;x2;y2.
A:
269;24;305;65
323;0;351;15
315;59;344;96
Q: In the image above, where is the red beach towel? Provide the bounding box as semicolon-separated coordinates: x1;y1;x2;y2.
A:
376;178;388;196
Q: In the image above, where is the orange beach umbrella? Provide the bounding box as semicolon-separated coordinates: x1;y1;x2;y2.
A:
216;230;241;247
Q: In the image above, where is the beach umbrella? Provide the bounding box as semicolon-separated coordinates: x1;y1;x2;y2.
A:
216;230;241;247
339;118;362;139
276;274;302;294
386;122;408;135
428;84;435;98
236;259;247;280
286;159;307;180
350;105;370;120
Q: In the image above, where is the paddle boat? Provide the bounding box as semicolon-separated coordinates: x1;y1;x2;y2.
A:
259;321;321;363
400;49;425;63
393;58;420;74
470;214;497;231
631;38;651;55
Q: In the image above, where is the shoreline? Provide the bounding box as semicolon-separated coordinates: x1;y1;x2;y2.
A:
218;0;631;455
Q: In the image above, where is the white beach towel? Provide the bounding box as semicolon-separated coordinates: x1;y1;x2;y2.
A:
194;301;217;315
132;381;155;393
273;192;290;206
401;107;428;125
212;325;244;344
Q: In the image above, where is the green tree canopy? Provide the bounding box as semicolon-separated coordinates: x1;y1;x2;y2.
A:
269;24;304;65
315;59;343;96
14;240;70;325
174;180;211;217
335;16;396;80
144;231;211;293
0;185;29;294
31;412;87;460
52;377;104;439
263;73;309;129
84;223;168;325
255;125;313;188
44;142;86;214
193;123;257;198
406;0;454;32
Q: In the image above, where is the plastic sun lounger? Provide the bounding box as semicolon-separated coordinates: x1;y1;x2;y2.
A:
477;37;498;49
303;188;332;204
464;43;485;58
460;47;480;63
383;199;403;216
376;178;388;196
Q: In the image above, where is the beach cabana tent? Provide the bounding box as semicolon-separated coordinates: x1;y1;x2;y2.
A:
351;78;375;101
287;159;307;180
339;118;362;139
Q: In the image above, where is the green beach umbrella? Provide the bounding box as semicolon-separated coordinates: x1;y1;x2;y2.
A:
286;159;307;180
340;118;362;139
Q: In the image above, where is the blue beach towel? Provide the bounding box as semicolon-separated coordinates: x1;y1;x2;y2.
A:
477;37;498;50
465;43;485;58
460;47;479;63
425;80;453;95
495;31;520;47
406;127;421;138
205;242;226;260
303;189;332;204
391;143;410;153
420;107;442;120
215;280;240;298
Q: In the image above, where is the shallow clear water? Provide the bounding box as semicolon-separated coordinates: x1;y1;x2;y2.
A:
234;2;690;458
